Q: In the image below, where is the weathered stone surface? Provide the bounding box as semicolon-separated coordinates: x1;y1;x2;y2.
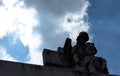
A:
0;60;118;76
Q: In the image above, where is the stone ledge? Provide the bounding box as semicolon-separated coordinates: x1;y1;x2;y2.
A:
0;60;118;76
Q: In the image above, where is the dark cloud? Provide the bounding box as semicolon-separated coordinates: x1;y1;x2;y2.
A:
24;0;87;15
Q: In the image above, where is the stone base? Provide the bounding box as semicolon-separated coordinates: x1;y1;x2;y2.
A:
0;60;118;76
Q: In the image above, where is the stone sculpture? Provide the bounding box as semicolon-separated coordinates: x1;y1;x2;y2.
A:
43;31;109;74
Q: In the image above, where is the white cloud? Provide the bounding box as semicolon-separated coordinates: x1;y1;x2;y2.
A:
0;0;43;65
58;0;90;42
0;46;16;61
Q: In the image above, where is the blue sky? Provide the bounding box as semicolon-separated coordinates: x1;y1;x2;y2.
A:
88;0;120;74
0;0;120;75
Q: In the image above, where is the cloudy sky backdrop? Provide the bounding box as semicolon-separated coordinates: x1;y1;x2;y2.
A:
0;0;120;75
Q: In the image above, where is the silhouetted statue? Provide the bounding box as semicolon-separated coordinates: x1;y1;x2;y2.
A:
78;42;97;72
71;31;108;74
72;32;89;71
43;31;109;74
